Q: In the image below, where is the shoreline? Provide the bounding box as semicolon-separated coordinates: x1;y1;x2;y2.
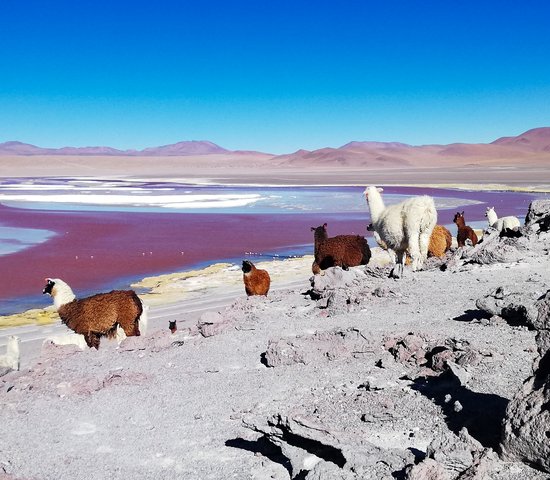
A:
0;180;546;329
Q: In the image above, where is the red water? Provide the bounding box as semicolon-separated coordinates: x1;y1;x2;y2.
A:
0;186;543;314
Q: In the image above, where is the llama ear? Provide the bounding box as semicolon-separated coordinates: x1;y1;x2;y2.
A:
310;227;315;231
461;211;465;215
377;187;384;193
323;223;327;229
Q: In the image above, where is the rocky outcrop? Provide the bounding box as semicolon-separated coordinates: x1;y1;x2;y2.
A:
475;285;542;328
243;412;414;479
525;199;550;233
500;288;550;473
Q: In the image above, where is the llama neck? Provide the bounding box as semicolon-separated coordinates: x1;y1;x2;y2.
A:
366;189;385;224
52;282;76;309
486;209;498;225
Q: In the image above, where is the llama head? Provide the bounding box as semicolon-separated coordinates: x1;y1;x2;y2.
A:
453;212;465;225
242;260;254;274
43;278;76;308
169;320;177;334
311;224;328;240
485;206;495;218
363;186;384;199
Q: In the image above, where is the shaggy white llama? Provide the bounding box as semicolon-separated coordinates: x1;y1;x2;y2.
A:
0;335;20;371
364;186;437;278
485;207;521;232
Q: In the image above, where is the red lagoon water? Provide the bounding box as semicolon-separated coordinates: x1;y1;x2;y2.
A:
0;186;544;315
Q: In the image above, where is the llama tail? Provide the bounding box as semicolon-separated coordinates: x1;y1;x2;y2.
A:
138;304;149;336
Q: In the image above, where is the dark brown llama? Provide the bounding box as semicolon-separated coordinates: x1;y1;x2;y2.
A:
453;212;478;247
311;223;371;274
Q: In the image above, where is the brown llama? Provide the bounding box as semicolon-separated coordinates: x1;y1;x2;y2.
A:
428;225;453;258
311;223;371;274
453;212;478;247
42;278;148;349
242;260;271;296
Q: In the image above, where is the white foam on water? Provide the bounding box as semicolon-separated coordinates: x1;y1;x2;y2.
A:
0;192;263;209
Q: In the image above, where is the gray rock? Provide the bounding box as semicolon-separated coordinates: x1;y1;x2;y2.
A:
456;450;498;480
263;327;374;367
404;458;450;480
500;348;550;473
465;230;526;265
197;311;230;337
426;430;476;475
475;286;540;327
447;361;471;387
244;412;412;479
524;199;550;232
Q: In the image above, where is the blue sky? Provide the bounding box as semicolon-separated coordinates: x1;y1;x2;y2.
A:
1;1;550;154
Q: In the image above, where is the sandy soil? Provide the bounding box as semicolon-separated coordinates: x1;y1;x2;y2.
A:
1;217;550;478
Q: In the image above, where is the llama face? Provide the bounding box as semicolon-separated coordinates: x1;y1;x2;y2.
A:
42;278;55;295
242;260;253;274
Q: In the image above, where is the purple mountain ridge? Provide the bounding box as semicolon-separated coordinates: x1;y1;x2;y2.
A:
1;128;549;160
0;140;231;156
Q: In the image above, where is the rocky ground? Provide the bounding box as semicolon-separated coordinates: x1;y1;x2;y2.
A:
1;200;550;480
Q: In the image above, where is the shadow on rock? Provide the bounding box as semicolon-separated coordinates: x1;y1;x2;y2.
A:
452;309;491;323
226;437;293;477
411;370;508;450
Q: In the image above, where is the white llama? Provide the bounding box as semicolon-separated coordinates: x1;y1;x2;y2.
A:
485;207;521;232
0;336;20;371
364;186;437;278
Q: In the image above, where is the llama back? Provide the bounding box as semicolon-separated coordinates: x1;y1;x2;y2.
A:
244;268;270;296
316;235;370;268
402;195;437;233
58;290;142;336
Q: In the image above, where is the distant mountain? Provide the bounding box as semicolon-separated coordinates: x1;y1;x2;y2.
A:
491;127;550;151
272;127;550;168
139;140;228;156
0;141;57;155
1;128;549;168
0;140;232;156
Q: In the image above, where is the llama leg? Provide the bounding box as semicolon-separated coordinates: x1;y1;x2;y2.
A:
408;238;421;271
417;230;431;269
84;331;101;349
390;251;405;278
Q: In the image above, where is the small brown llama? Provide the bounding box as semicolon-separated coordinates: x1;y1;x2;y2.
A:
242;260;270;296
453;211;478;247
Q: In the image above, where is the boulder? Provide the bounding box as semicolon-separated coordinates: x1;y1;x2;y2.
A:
524;199;550;232
404;458;450;480
500;348;550;473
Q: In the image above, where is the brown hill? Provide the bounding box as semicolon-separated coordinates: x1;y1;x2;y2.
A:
273;128;550;169
491;127;550;151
